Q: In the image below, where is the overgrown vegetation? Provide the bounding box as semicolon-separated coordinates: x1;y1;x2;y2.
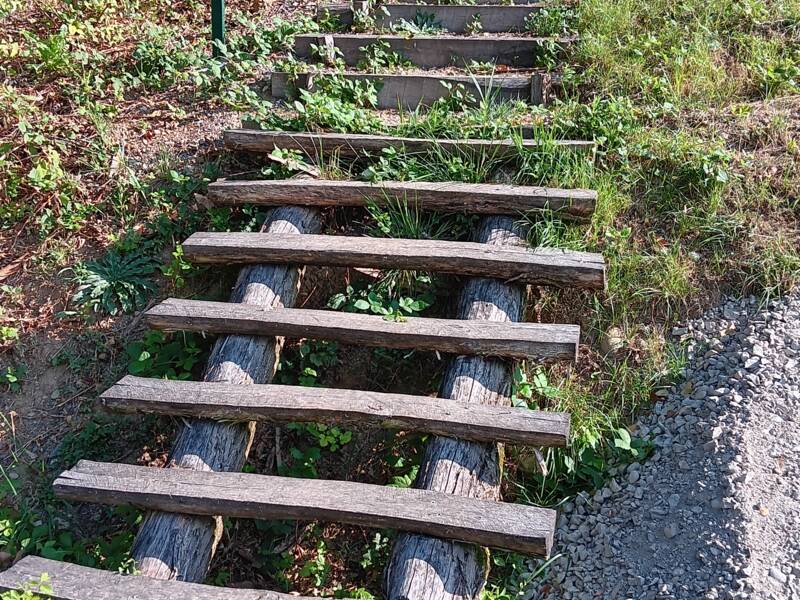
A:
2;0;798;596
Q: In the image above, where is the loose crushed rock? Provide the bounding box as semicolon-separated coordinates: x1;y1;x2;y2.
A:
531;292;800;600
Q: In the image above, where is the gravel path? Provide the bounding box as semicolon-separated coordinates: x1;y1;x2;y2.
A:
531;292;800;600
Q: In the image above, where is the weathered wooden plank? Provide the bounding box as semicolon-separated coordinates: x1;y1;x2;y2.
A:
0;555;319;600
182;232;606;289
270;71;539;108
386;216;528;598
101;375;570;446
206;179;597;220
144;298;580;361
334;4;546;33
223;130;594;157
384;0;543;4
130;206;322;582
54;460;556;556
317;3;546;29
293;34;570;68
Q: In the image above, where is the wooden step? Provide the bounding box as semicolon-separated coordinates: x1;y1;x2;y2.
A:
293;34;571;68
380;0;543;5
0;555;316;600
102;375;570;446
145;298;580;361
223;130;594;158
270;70;549;108
182;232;606;289
322;3;545;33
54;460;557;556
206;179;596;221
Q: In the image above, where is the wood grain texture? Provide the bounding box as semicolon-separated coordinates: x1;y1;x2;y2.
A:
0;555;319;600
182;232;606;289
206;179;597;220
371;4;545;33
130;206;322;582
101;375;570;446
292;34;570;68
383;0;543;4
385;216;533;599
144;298;580;361
54;461;556;556
223;130;594;158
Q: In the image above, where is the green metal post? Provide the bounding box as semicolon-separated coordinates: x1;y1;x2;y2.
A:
211;0;225;57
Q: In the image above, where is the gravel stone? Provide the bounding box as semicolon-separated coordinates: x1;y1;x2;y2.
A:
530;294;800;600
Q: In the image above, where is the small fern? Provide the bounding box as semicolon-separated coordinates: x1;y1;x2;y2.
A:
70;252;158;315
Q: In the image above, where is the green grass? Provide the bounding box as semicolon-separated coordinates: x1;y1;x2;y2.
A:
576;0;800;105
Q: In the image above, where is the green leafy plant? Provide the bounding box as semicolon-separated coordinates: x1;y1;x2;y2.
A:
318;9;345;32
357;40;412;73
465;14;483;35
391;11;444;35
465;59;496;74
161;245;194;289
276;340;339;387
0;495;139;574
0;326;19;343
386;446;422;489
524;4;575;35
756;54;800;97
352;4;377;32
328;284;433;322
612;427;649;459
0;574;51;599
126;330;205;380
289;423;353;452
286;76;382;133
482;552;562;599
280;446;322;478
69;252;157;315
309;41;345;67
299;539;330;587
334;587;376;599
0;365;25;392
360;532;391;569
261;148;317;179
511;365;559;407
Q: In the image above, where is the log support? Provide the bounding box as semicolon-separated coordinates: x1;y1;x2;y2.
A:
130;206;321;581
385;216;526;599
129;208;538;599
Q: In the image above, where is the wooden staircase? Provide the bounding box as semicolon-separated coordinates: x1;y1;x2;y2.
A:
0;2;603;598
269;0;569;108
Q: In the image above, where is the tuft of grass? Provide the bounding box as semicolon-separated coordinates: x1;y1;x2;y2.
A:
68;252;158;316
740;233;800;302
366;197;475;240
